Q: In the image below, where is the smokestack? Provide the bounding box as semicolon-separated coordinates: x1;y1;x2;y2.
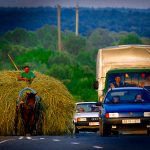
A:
57;4;61;51
75;4;79;36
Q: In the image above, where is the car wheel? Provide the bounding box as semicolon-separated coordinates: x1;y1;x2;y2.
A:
99;120;111;136
75;127;79;134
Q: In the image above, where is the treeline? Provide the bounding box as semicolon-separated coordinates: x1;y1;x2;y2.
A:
0;25;150;101
0;7;150;37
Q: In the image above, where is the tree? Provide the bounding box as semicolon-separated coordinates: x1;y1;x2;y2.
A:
118;33;142;44
2;28;38;47
48;51;74;65
48;64;73;80
86;28;115;50
36;25;58;50
15;47;51;68
63;31;86;55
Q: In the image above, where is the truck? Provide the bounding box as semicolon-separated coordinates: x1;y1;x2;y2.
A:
95;45;150;101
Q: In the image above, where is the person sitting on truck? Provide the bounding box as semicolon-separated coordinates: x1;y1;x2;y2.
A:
111;76;124;88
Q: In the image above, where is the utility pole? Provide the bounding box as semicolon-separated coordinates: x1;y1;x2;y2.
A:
75;4;79;36
57;4;61;51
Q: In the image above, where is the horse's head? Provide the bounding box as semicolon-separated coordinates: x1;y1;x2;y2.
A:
26;92;36;99
26;92;37;109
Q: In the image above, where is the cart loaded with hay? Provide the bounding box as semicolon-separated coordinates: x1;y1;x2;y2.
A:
0;70;75;136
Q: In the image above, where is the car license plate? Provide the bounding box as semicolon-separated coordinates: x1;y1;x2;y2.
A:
122;119;140;124
89;122;99;126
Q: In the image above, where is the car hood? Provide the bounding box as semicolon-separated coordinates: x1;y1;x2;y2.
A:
104;103;150;113
74;112;99;118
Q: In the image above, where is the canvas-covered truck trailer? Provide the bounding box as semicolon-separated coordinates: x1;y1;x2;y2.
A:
94;45;150;101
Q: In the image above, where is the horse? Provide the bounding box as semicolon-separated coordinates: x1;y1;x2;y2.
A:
14;87;44;136
20;93;35;134
19;92;39;135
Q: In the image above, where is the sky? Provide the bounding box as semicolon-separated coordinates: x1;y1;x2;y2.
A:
0;0;150;9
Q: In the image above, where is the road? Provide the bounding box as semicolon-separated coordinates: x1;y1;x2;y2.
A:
0;132;150;150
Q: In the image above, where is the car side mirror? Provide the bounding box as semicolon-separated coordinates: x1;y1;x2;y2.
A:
93;81;98;89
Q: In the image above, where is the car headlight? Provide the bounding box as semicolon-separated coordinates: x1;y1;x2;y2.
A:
77;117;87;121
144;112;150;117
106;113;119;118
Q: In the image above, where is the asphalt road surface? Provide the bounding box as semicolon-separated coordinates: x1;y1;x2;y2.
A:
0;132;150;150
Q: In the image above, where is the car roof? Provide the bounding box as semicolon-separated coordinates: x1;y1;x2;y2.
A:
76;102;97;105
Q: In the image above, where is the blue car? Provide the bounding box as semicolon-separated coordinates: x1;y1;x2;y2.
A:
97;87;150;136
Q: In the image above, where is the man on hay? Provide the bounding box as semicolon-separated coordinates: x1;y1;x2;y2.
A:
18;65;36;84
17;65;37;105
15;66;44;135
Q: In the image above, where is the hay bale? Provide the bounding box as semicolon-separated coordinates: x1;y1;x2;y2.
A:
0;70;75;135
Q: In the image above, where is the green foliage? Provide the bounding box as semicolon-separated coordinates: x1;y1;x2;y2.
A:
0;24;149;102
2;28;38;47
36;25;58;50
65;65;97;102
30;62;48;73
86;28;115;50
1;25;59;50
15;47;51;68
48;51;74;65
48;64;73;80
119;33;142;44
70;76;97;102
63;31;86;55
76;50;97;69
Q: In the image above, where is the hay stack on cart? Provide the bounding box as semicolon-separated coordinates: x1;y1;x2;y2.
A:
0;71;75;135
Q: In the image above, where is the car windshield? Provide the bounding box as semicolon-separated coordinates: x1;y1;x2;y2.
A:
76;103;99;113
104;89;150;104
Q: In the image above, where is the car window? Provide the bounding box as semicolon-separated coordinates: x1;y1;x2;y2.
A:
104;89;150;104
76;103;99;113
